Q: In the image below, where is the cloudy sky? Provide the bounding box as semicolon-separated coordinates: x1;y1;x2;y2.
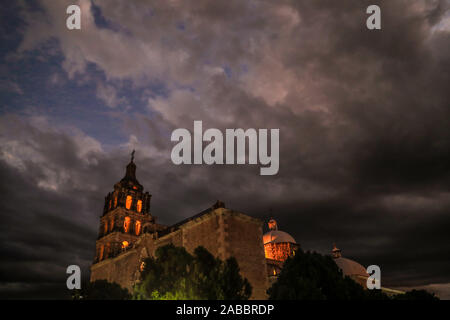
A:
0;0;449;299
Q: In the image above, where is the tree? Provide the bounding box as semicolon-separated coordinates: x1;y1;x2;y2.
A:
220;256;252;299
72;280;131;300
393;289;439;300
133;244;252;300
268;249;439;300
268;249;389;300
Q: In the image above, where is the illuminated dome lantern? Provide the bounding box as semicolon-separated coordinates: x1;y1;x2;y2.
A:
263;219;299;262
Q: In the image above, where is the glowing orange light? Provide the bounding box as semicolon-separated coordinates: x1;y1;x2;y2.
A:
114;196;117;208
135;220;141;235
123;216;131;233
264;242;293;262
137;200;142;213
99;245;104;261
268;219;277;230
122;241;129;249
126;195;132;210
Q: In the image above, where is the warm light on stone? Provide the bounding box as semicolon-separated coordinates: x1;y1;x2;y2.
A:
124;216;131;233
126;195;132;210
135;220;141;235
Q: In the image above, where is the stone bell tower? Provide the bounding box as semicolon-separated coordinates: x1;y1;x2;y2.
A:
93;151;154;263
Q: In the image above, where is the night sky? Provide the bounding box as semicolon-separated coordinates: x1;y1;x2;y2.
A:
1;0;450;299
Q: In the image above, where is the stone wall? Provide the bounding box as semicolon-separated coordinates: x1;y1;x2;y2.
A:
90;250;140;291
90;207;269;299
224;211;268;299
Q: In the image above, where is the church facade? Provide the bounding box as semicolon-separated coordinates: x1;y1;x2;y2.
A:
90;154;393;299
90;154;269;299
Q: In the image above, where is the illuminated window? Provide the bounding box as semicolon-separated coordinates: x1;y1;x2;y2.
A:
109;219;114;232
114;196;118;208
273;269;277;276
126;195;132;210
137;200;142;213
109;199;112;209
123;216;131;233
140;261;145;272
122;241;129;249
99;245;104;261
135;220;141;235
103;223;108;234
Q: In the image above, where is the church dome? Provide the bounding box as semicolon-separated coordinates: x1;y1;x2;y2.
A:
263;219;298;262
332;245;368;277
334;257;368;277
263;219;296;244
263;230;296;244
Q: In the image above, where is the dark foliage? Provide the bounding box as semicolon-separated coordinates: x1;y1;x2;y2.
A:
268;249;386;300
268;249;439;300
393;289;439;300
134;244;251;300
72;280;131;300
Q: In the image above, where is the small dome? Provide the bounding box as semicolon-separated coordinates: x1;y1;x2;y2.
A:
334;257;368;277
263;230;296;244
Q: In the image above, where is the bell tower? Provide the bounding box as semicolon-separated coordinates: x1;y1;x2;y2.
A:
93;151;154;263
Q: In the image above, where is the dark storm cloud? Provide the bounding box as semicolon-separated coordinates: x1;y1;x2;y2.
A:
0;116;104;298
1;0;450;298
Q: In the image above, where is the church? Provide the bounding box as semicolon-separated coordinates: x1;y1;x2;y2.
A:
90;153;392;299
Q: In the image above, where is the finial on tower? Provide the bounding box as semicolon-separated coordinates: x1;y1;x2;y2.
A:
332;243;342;258
268;218;278;231
121;150;138;184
